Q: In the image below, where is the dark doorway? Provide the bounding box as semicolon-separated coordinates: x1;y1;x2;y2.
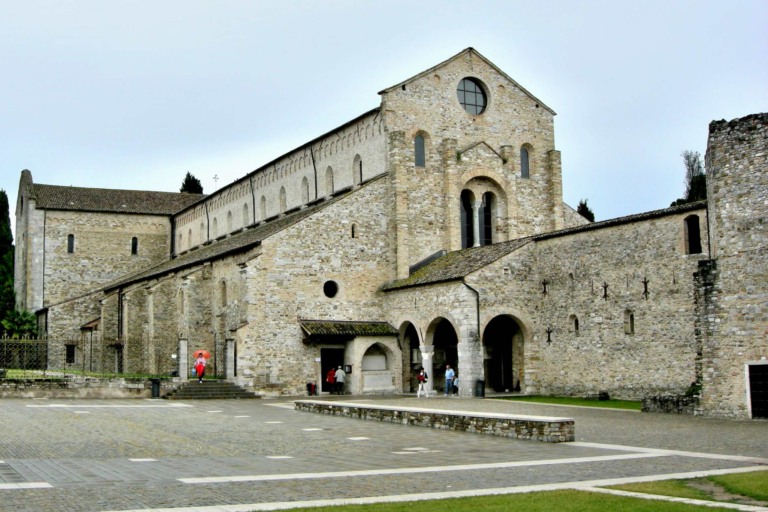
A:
483;316;523;392
321;348;344;393
748;364;768;419
432;318;458;394
402;323;420;393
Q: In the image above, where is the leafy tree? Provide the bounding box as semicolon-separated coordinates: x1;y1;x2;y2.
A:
671;150;706;206
577;199;595;222
0;190;14;327
180;172;204;194
1;309;37;338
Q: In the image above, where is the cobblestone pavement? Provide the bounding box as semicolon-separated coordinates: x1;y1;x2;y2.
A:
0;396;766;512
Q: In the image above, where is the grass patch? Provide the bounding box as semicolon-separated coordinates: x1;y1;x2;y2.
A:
498;395;642;410
610;471;768;504
281;490;737;512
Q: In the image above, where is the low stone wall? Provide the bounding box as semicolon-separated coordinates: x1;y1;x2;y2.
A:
294;400;575;443
0;377;181;399
642;395;700;415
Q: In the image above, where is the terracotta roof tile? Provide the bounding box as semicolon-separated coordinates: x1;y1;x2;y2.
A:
32;184;204;215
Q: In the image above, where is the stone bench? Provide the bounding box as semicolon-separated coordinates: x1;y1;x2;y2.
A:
294;400;575;443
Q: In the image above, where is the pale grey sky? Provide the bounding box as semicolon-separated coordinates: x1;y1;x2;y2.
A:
2;0;766;236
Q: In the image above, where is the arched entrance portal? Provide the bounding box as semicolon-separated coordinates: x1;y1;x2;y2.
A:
430;318;459;394
483;315;524;392
399;323;420;392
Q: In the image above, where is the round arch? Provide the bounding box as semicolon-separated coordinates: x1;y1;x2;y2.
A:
398;321;421;392
482;314;525;393
426;316;459;394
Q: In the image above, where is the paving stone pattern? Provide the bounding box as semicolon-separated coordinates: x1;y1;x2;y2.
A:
0;396;766;512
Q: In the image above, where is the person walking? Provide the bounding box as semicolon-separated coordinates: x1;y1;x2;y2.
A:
416;368;429;398
444;364;455;396
325;367;336;393
194;353;207;384
334;366;346;395
452;373;459;396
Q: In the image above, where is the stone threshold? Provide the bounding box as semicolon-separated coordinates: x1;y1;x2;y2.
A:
294;399;575;443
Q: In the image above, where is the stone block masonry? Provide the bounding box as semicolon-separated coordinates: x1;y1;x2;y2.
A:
294;399;575;442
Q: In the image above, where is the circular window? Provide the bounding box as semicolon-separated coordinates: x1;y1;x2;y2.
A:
323;280;339;298
457;77;487;115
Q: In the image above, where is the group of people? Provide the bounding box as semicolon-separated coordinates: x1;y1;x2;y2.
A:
325;365;346;395
416;364;458;398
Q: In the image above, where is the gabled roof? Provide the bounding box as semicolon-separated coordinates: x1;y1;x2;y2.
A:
384;200;708;291
300;320;398;338
31;183;203;215
378;47;556;115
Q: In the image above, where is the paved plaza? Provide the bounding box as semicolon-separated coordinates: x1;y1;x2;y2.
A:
0;395;766;512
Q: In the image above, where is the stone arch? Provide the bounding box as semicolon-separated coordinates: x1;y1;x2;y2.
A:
398;321;421;392
482;314;525;393
357;340;399;395
426;316;459;394
459;173;509;247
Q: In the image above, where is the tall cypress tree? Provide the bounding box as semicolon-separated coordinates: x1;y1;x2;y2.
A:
0;190;14;326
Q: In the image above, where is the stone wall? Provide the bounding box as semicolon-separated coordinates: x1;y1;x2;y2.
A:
701;113;768;418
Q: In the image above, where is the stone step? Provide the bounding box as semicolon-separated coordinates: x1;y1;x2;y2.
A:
164;381;260;400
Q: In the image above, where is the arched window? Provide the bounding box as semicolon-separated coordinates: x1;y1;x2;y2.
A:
301;177;310;204
460;190;475;249
226;211;233;233
243;203;249;227
131;236;138;255
414;134;426;167
362;344;388;370
624;309;635;334
260;196;267;220
569;314;580;334
199;222;205;243
177;233;182;250
325;166;334;195
684;215;702;254
520;146;530;179
67;234;75;254
480;192;495;246
279;187;287;213
212;218;218;238
187;229;192;247
353;155;362;185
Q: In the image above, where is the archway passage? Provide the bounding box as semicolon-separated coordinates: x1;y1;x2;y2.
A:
400;323;420;392
483;315;524;392
431;318;458;394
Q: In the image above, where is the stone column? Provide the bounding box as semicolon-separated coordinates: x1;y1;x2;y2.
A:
225;337;235;379
421;345;435;396
472;201;481;247
178;337;189;382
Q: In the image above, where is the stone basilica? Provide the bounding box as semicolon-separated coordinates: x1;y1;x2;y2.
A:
14;49;767;419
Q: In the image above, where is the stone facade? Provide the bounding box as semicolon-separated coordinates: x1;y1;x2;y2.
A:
13;49;766;418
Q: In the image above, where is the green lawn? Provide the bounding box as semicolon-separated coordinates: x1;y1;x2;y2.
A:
497;395;642;410
612;471;768;503
280;490;740;512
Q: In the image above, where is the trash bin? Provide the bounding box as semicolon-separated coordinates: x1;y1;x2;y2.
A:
150;378;161;398
474;379;485;398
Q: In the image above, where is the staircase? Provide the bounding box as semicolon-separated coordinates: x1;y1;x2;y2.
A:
164;380;260;400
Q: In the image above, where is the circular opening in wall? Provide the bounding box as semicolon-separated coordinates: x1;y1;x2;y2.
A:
457;77;487;115
323;280;339;298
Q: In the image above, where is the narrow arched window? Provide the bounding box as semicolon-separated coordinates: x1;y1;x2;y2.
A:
227;211;233;232
521;147;530;179
67;234;75;253
684;215;702;254
243;203;249;227
279;187;287;213
220;280;227;307
351;223;357;239
212;218;218;238
187;229;192;247
569;314;580;334
325;167;334;195
414;135;426;167
353;155;362;185
480;192;495;246
131;236;138;255
624;309;635;334
301;177;310;204
260;196;267;220
460;190;475;249
199;222;205;243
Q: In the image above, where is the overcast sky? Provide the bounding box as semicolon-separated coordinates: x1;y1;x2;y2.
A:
2;0;766;237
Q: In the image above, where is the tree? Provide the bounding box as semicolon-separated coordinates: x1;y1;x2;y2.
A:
0;189;14;327
180;172;204;194
577;199;595;222
1;309;37;338
671;150;706;206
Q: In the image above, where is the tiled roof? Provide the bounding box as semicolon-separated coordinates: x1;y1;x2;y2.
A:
32;184;204;215
300;320;398;337
384;200;708;291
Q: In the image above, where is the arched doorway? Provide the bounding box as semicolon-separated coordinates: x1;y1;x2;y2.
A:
429;318;459;394
483;315;524;392
399;323;420;393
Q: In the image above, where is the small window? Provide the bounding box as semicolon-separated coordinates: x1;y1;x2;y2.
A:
351;223;357;239
260;196;267;220
569;314;580;334
65;345;76;364
220;280;227;307
131;236;138;255
353;155;363;185
323;280;339;298
301;177;310;204
67;234;75;254
457;77;487;115
227;211;233;232
279;187;287;213
521;147;530;179
325;167;334;195
684;215;702;254
624;309;635;334
414;135;426;167
243;203;249;227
